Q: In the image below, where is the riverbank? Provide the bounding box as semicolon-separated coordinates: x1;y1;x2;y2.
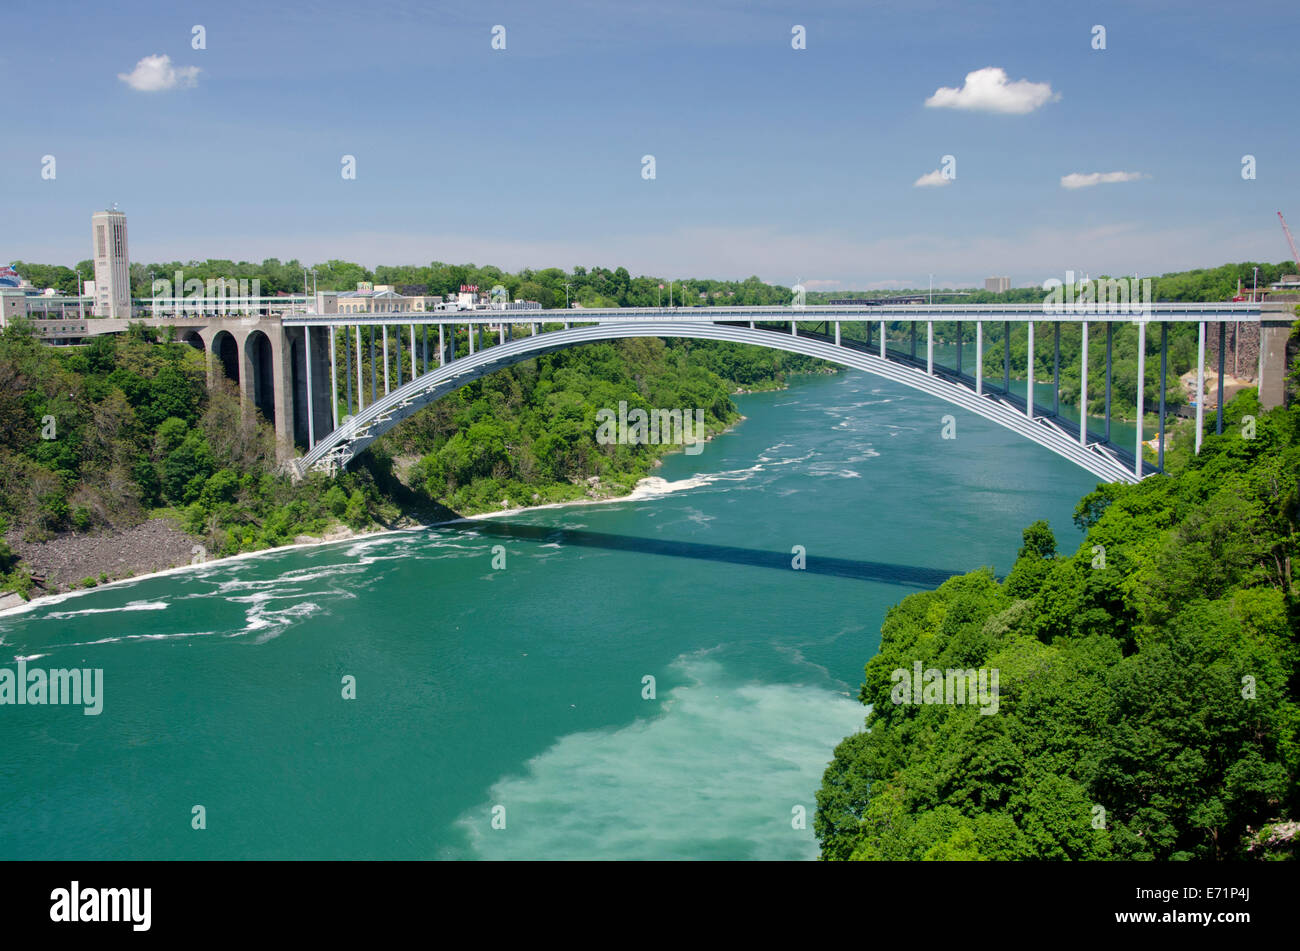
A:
0;467;730;618
0;519;423;618
0;410;750;615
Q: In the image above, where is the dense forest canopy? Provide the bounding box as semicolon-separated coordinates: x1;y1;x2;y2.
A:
816;382;1300;861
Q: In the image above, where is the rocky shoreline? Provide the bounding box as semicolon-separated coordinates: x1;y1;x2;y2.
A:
0;517;409;614
5;518;205;596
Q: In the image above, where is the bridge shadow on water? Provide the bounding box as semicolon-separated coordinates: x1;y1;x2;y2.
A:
442;520;963;589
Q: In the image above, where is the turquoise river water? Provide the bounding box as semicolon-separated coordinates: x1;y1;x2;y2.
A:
0;370;1099;859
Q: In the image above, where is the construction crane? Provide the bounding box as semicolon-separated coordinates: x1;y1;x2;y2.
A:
1280;211;1300;271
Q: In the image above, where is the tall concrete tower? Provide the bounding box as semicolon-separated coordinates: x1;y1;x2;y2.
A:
91;207;130;317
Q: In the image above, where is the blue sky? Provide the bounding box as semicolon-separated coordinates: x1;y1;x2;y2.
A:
4;0;1297;289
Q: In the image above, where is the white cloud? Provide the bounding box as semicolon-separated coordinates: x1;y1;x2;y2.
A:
118;54;201;92
1060;171;1145;190
924;66;1059;115
913;169;951;188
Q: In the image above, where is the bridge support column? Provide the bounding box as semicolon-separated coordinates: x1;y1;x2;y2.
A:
1195;321;1205;454
1159;323;1167;472
880;321;885;359
422;326;428;374
271;322;295;465
469;324;475;355
304;326;316;449
1105;323;1113;443
834;321;840;346
1026;320;1034;419
237;333;252;422
383;326;391;393
1135;320;1146;479
1258;306;1294;409
344;327;353;417
205;337;220;389
439;325;445;366
926;321;933;374
791;321;797;337
910;323;917;360
1080;321;1089;447
956;321;962;375
499;325;505;346
1216;321;1226;435
1052;323;1060;416
329;327;338;428
412;326;418;378
975;321;983;395
1003;321;1010;394
396;326;403;387
355;326;364;409
370;328;377;404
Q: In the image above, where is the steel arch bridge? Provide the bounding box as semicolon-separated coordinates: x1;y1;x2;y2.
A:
285;304;1278;484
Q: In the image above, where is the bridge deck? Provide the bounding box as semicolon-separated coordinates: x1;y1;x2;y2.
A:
282;301;1263;326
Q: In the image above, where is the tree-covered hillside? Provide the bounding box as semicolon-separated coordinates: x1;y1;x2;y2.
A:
815;383;1300;861
0;319;818;598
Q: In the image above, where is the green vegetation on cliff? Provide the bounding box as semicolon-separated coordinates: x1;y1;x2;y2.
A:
0;318;814;596
816;383;1300;860
374;337;819;513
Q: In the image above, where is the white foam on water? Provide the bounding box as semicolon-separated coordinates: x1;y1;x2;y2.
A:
43;600;170;620
844;449;881;463
763;449;814;468
236;598;323;644
455;654;864;860
45;630;218;650
808;466;861;479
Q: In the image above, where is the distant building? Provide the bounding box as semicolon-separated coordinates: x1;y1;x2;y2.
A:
336;283;406;314
457;284;481;309
91;208;131;317
985;276;1011;294
317;284;447;315
0;288;26;328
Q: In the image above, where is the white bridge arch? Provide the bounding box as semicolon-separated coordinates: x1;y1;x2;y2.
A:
294;320;1149;483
